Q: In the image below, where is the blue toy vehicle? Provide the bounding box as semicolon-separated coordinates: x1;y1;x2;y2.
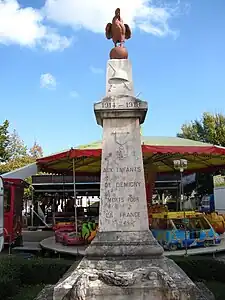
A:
150;210;221;251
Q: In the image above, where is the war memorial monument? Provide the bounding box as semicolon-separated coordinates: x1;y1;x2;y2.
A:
53;8;209;300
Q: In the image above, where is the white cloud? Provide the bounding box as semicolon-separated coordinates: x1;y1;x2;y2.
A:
0;0;72;51
90;66;104;75
70;90;79;98
40;73;57;89
44;0;187;38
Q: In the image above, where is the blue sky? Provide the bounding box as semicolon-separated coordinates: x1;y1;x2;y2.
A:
1;0;225;156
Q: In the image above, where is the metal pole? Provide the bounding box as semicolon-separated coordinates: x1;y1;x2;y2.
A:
73;158;78;235
176;179;179;212
181;170;188;256
31;188;34;227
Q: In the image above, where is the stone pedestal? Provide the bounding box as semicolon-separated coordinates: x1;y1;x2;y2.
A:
87;92;163;258
54;257;206;300
53;59;209;300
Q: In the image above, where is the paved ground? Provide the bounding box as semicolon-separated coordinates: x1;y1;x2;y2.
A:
40;236;86;256
12;230;225;257
40;236;225;257
22;230;53;243
12;230;54;252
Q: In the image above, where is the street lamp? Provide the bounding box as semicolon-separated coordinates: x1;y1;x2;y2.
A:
173;159;188;203
173;159;188;255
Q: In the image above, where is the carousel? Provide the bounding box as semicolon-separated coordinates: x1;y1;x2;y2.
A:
33;135;225;248
37;135;225;202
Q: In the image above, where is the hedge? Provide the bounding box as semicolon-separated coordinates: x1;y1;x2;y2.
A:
2;255;225;299
0;255;72;299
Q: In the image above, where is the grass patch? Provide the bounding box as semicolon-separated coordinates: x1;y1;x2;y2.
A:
172;256;225;299
10;285;45;300
205;281;225;300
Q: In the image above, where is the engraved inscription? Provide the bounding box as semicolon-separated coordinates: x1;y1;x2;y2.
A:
128;195;139;203
126;102;140;108
105;182;111;188
122;220;136;226
107;197;124;203
103;167;113;172
116;148;128;160
106;211;113;218
100;101;141;110
102;102;115;109
116;166;141;172
120;212;141;218
116;181;141;188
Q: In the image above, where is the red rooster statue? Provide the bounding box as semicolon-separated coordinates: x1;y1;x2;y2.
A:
105;8;131;47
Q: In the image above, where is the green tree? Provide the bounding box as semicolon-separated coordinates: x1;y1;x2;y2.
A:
0;139;43;174
177;112;225;197
0;120;10;162
177;112;225;146
7;129;27;159
0;126;44;199
0;155;36;174
29;141;43;158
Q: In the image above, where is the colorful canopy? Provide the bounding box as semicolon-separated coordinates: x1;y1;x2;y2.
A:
37;136;225;174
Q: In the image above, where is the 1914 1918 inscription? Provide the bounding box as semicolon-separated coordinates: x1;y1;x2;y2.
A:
102;102;116;109
101;101;140;109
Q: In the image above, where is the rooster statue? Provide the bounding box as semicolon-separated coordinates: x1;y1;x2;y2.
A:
105;8;131;47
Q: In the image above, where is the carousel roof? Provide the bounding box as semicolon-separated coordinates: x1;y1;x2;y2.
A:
36;136;225;174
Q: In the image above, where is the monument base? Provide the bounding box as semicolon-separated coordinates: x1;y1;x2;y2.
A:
85;231;164;258
53;256;207;300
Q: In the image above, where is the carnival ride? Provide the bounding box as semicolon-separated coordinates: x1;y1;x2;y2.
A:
35;136;225;212
54;220;98;246
199;176;225;235
149;206;221;251
204;212;225;235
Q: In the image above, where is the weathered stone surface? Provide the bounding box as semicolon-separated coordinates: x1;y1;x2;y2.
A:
94;95;148;126
54;258;209;300
35;285;54;300
85;231;163;258
195;282;215;300
98;116;148;232
92;59;163;258
106;59;134;96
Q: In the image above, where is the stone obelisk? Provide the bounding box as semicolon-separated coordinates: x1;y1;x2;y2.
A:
53;8;209;300
85;59;163;258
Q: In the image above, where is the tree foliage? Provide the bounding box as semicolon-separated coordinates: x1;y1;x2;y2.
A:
29;141;43;158
0;121;43;175
7;129;27;159
0;122;44;199
0;155;36;174
177;112;225;146
177;112;225;197
0;120;10;162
